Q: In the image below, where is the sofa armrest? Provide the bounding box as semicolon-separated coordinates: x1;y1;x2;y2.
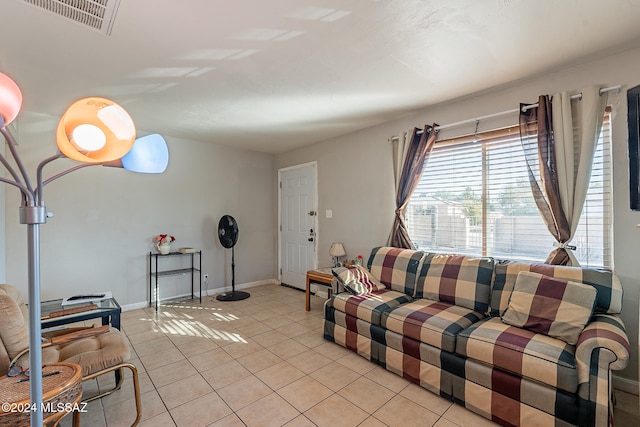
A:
575;314;630;426
576;314;630;383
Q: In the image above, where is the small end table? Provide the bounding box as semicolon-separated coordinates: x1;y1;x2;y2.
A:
0;362;83;427
41;296;122;330
306;268;334;311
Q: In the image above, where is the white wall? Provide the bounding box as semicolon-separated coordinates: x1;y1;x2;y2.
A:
3;125;277;308
275;46;640;387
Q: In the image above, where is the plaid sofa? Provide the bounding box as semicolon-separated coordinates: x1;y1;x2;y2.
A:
323;247;629;427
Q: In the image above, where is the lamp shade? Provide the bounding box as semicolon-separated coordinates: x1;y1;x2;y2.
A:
0;72;22;126
329;242;346;257
56;97;136;163
121;133;169;173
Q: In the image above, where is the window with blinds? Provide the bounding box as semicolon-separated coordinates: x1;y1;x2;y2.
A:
406;109;612;267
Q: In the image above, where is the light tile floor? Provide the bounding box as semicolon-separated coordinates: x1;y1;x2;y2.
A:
59;284;638;426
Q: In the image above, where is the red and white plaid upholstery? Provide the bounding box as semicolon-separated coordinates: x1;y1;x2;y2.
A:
331;289;413;326
415;254;494;313
382;299;485;353
490;260;622;317
323;251;629;427
456;318;578;392
501;271;597;345
366;246;425;296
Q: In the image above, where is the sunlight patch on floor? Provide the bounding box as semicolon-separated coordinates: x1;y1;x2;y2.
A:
158;318;248;343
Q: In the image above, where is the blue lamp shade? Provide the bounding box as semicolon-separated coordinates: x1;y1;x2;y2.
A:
121;133;169;173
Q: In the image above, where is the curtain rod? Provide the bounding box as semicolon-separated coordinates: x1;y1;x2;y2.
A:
390;85;621;141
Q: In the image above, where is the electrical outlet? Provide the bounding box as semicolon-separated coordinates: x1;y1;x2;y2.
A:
203;274;209;281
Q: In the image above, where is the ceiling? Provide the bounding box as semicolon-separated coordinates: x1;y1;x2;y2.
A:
2;0;640;154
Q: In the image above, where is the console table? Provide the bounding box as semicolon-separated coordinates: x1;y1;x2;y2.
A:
149;250;202;311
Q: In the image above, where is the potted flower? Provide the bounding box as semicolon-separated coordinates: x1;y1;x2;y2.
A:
153;234;175;255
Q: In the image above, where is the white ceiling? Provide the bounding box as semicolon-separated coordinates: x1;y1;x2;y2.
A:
2;0;640;154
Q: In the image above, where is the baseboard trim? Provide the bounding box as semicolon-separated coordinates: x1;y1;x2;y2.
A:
121;301;148;311
207;279;279;297
120;279;279;312
613;373;639;395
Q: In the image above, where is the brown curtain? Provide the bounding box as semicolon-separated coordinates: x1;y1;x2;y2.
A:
518;96;571;265
388;124;438;248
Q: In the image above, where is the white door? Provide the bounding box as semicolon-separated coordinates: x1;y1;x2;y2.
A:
280;163;317;290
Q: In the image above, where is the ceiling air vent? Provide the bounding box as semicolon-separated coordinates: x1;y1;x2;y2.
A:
22;0;121;35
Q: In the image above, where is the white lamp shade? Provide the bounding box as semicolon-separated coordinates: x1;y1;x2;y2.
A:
329;242;346;257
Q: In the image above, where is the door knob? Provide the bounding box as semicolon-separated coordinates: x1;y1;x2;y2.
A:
308;210;316;216
308;237;314;242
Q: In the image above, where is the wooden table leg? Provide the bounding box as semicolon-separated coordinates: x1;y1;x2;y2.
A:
305;274;311;311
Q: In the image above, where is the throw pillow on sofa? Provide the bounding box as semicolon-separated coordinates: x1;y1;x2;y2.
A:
366;246;425;296
415;253;494;313
332;265;386;295
501;271;597;345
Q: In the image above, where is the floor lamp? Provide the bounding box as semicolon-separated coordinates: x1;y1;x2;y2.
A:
0;72;168;426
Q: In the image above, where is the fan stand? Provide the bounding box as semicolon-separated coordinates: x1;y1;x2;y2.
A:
216;246;250;301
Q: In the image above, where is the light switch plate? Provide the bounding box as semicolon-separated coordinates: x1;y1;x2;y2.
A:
326;209;333;218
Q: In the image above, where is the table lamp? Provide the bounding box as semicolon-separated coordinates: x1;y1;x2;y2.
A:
330;242;346;267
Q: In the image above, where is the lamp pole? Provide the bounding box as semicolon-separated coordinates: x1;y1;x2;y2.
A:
0;116;44;425
26;221;44;427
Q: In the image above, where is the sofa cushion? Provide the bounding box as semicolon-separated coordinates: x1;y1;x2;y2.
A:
331;289;413;326
381;299;486;353
490;260;622;317
501;271;597;345
366;246;425;296
456;317;578;393
332;265;386;295
415;254;494;313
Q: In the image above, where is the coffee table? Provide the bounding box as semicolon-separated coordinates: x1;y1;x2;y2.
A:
41;297;122;330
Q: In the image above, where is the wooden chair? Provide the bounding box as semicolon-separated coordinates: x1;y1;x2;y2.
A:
0;284;141;426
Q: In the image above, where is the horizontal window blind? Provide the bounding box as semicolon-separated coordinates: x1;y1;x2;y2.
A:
406;109;612;267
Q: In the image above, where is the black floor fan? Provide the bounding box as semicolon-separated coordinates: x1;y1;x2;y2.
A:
216;215;250;301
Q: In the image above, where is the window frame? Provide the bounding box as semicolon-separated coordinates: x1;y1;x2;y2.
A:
406;109;612;267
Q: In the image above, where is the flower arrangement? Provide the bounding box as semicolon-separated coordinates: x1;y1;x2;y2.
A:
153;234;175;244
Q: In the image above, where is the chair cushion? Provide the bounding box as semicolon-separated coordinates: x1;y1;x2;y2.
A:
332;265;386;295
490;260;622;317
366;246;425;296
501;272;597;345
331;289;413;326
16;328;131;377
456;318;578;393
0;294;30;364
415;254;494;313
381;299;486;353
0;285;28;322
